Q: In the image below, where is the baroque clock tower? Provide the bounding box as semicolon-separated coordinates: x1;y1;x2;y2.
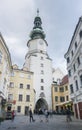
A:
23;10;52;111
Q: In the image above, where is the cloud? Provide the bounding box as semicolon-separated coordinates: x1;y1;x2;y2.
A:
0;0;82;74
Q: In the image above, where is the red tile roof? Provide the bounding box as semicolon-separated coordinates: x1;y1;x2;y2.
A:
60;75;68;85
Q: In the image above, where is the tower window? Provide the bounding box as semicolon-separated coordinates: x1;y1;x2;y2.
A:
41;56;43;60
41;63;44;67
41;79;44;83
41;70;44;74
41;86;44;90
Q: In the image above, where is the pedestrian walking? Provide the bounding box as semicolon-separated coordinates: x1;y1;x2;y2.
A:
12;110;15;121
29;108;35;122
38;108;43;122
66;107;72;122
44;109;49;122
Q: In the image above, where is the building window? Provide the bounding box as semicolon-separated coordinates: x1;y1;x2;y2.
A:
41;79;44;83
60;87;64;92
10;82;14;87
41;70;44;74
70;84;74;93
77;57;80;66
41;56;43;60
75;42;77;49
26;95;30;102
55;96;58;102
8;94;13;101
67;57;70;63
19;94;23;101
17;106;21;112
80;75;82;87
75;80;79;91
68;69;71;77
11;72;14;77
27;84;30;89
65;86;68;91
41;86;44;90
66;96;69;101
54;87;58;92
60;96;65;102
71;50;74;57
0;51;2;63
20;84;23;88
73;64;76;72
41;63;44;67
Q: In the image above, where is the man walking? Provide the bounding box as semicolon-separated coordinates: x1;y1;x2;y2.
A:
29;108;35;122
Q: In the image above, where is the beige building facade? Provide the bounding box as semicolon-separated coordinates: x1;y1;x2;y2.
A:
7;64;35;115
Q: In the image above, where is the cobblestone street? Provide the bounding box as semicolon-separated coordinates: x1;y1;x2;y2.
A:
0;115;82;130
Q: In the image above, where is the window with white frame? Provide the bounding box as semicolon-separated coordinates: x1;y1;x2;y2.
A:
20;83;23;88
27;84;30;89
17;106;21;112
8;94;13;101
10;82;14;87
41;86;44;90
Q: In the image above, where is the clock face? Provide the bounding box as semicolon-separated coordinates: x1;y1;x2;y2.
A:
39;40;43;45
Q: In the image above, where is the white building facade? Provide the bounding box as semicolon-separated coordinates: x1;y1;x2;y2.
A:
23;11;53;111
52;68;64;84
65;17;82;119
0;33;12;117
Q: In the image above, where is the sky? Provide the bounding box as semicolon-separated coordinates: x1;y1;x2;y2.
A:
0;0;82;74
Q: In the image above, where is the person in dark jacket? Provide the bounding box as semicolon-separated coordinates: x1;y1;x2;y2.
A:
66;107;72;122
29;108;35;122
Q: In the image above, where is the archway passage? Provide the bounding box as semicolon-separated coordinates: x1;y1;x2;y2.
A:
35;98;48;113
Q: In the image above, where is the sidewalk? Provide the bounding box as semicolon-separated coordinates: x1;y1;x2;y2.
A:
0;115;82;130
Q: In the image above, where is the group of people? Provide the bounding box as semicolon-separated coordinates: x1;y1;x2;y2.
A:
11;106;72;123
29;108;50;123
29;106;72;123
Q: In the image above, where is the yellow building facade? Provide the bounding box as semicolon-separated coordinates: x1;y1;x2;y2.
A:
52;75;73;113
7;64;35;115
